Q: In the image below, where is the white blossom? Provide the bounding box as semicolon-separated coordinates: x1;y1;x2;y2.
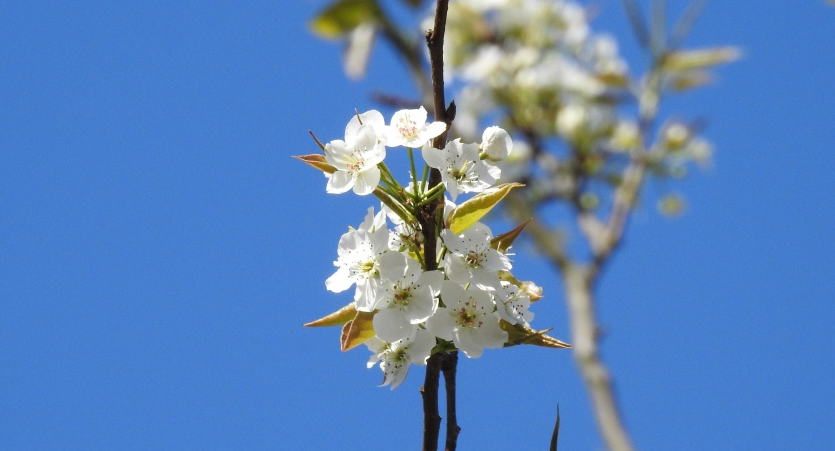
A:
325;209;390;312
366;328;436;389
374;253;443;342
494;281;534;326
386;106;447;148
324;123;386;196
426;280;508;358
441;222;510;291
422;139;500;200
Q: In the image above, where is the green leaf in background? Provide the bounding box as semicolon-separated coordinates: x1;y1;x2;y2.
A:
660;47;741;73
448;183;523;234
310;0;382;40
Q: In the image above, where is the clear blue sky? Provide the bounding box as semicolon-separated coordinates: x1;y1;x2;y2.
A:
2;1;834;450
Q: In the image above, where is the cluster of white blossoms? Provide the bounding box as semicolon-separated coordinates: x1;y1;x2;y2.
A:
311;107;549;389
434;0;629;141
425;0;721;211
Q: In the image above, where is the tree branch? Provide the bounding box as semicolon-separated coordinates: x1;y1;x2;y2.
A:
563;264;635;451
420;2;455;451
421;353;443;451
442;351;461;451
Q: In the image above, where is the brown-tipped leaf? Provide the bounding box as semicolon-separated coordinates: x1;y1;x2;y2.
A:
340;310;376;351
294;154;336;174
501;320;571;349
448;183;523;234
490;219;530;253
304;302;356;327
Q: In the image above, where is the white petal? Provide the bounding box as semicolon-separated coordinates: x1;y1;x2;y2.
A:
404;285;438;324
346;110;386;144
472;317;509;349
421;121;447;142
354;278;381;312
326;170;353;194
352;166;380;195
418;270;445;296
409;329;436;365
421;143;445;169
374;308;414;342
425;306;454;341
325;267;353;293
378;251;407;282
444;255;471;285
454;328;484;358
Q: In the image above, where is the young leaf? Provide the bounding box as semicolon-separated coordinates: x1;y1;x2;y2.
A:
294;154;336;174
448;183;523;234
490;219;530;253
341;310;376;351
304;302;357;327
500;320;571;349
660;47;741;73
310;0;381;40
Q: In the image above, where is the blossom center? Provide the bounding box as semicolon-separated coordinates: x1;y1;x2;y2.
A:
347;148;367;174
392;284;414;307
453;298;483;329
397;117;418;140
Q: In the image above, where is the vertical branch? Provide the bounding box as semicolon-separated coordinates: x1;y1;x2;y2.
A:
422;353;443;451
441;351;461;451
563;264;635;451
419;2;456;451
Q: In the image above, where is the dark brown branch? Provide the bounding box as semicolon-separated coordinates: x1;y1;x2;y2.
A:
420;2;456;451
442;351;461;451
421;353;443;451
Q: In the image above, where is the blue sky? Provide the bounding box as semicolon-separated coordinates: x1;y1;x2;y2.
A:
1;1;834;450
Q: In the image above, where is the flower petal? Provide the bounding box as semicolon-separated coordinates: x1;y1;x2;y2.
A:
353;166;380;195
326;170;353;194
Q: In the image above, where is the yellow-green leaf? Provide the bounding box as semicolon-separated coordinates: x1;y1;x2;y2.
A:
490;220;530;253
310;0;381;40
304;302;356;327
660;47;741;73
448;183;523;234
668;70;713;91
294;154;336;174
500;321;571;349
340;310;376;351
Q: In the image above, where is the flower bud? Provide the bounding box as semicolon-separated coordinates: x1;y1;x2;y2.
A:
556;103;586;138
663;122;691;150
481;126;513;161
